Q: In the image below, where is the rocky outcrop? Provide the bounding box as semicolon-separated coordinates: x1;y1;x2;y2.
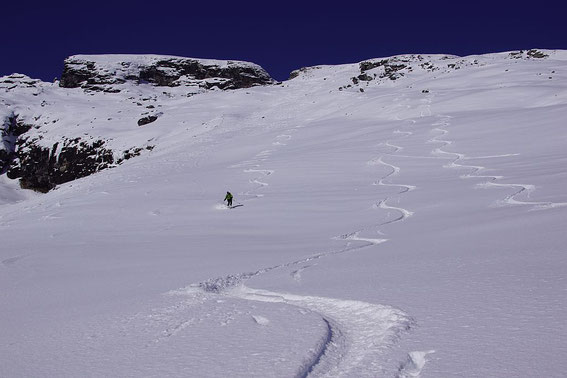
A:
137;115;158;126
59;55;275;92
0;118;14;173
509;49;549;59
7;131;116;193
357;55;438;82
3;113;157;192
0;74;43;91
336;54;460;91
0;146;10;174
288;66;323;80
1;114;31;174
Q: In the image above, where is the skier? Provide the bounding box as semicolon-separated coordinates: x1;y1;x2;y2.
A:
224;191;233;207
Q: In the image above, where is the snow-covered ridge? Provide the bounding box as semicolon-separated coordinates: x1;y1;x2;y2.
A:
0;54;277;192
0;74;43;90
289;49;566;90
70;54;263;69
0;48;563;193
59;54;275;92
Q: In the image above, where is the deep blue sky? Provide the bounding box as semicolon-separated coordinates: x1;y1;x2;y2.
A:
3;0;566;81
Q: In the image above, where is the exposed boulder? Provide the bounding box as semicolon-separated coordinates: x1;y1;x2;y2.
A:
59;55;275;92
137;115;158;126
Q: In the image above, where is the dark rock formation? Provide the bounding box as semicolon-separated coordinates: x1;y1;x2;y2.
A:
137;115;158;126
8;134;115;193
509;49;549;60
3;114;157;192
59;55;275;92
357;73;374;82
1;114;31;174
359;58;408;81
0;148;10;174
116;146;154;164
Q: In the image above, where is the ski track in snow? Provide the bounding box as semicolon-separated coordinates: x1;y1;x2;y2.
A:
105;95;457;376
428;110;567;210
345;122;417;243
168;283;413;378
162;97;447;376
209;103;431;375
228;286;412;378
183;237;413;377
196;240;377;295
371;157;417;195
186;119;418;376
232;133;292;203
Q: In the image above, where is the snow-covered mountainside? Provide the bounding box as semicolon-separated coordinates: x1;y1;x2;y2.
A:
0;55;275;192
1;49;566;377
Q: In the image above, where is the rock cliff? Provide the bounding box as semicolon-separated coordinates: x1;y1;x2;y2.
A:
59;55;275;92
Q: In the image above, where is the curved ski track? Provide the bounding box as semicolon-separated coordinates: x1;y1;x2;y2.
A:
428;112;567;210
183;92;566;376
342;114;418;243
207;118;418;375
161;97;440;377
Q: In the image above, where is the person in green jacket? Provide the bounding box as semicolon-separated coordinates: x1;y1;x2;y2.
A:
224;191;233;207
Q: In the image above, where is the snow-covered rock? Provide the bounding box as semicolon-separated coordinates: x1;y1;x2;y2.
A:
59;54;275;92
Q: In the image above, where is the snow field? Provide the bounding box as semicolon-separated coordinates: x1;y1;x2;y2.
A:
2;50;567;377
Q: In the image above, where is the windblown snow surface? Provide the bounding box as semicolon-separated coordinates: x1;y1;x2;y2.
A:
1;50;567;377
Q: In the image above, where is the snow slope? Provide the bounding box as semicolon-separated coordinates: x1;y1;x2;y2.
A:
1;50;567;377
